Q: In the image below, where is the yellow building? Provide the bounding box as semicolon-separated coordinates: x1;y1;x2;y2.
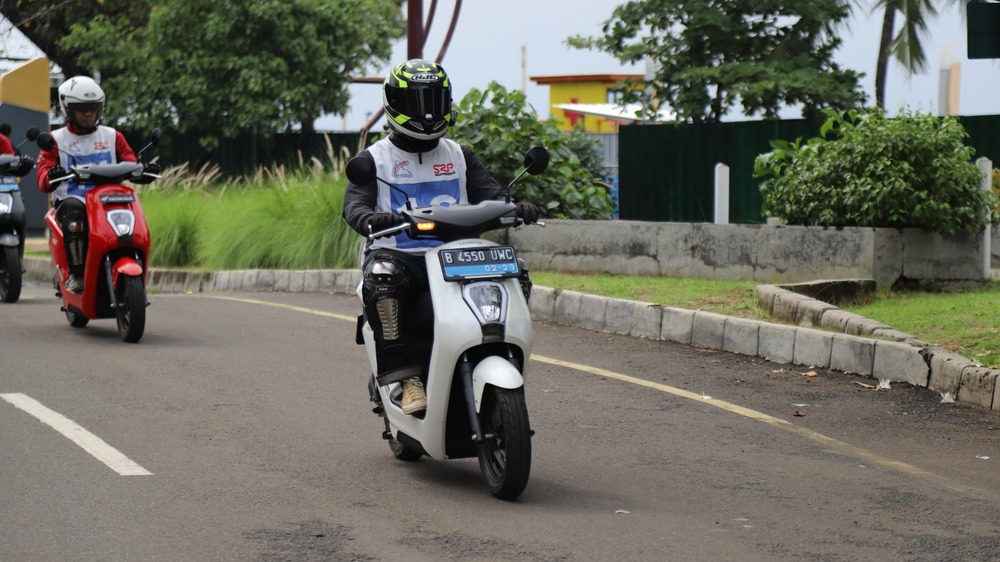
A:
530;73;644;133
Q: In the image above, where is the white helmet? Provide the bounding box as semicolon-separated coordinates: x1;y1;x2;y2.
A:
58;76;105;133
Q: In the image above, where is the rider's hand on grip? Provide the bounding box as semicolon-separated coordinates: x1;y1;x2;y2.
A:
46;165;68;191
367;212;402;234
15;155;34;177
143;162;162;176
515;201;540;225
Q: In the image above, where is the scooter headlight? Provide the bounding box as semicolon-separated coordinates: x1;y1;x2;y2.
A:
463;281;507;325
107;209;135;238
0;193;11;214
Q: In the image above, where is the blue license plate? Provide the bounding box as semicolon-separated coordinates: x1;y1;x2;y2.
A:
439;246;520;281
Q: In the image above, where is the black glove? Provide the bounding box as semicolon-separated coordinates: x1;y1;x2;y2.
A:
143;162;162;176
14;155;34;176
46;165;68;191
366;212;402;233
515;201;540;225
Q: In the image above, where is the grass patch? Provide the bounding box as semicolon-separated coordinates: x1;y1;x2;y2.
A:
530;272;767;318
842;283;1000;368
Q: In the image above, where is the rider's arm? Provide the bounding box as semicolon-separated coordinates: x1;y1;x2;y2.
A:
115;130;137;163
35;144;60;193
341;150;379;236
0;134;13;156
462;146;506;203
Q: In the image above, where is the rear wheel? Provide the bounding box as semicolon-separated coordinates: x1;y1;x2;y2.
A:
477;386;532;500
0;245;21;303
116;275;146;343
388;432;423;461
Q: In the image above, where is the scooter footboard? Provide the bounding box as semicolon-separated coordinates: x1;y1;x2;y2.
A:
472;355;524;412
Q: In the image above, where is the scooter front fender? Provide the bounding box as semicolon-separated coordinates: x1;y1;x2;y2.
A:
0;232;18;247
111;256;143;288
472;355;524;412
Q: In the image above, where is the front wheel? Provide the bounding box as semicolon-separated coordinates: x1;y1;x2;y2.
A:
116;275;147;343
0;245;22;303
477;386;532;500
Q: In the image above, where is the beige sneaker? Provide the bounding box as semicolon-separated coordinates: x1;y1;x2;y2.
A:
401;376;427;415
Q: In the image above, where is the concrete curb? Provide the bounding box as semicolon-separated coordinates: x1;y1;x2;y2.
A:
23;257;997;412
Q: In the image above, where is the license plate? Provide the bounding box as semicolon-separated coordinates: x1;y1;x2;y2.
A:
439;246;520;281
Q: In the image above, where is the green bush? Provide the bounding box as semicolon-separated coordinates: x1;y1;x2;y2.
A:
755;108;997;236
451;82;614;220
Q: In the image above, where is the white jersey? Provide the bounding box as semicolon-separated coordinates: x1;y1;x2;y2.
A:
50;125;121;203
367;137;469;254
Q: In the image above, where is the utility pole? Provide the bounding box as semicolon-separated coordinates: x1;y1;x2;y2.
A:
407;0;424;59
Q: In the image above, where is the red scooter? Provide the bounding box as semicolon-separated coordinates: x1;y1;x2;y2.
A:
36;129;161;342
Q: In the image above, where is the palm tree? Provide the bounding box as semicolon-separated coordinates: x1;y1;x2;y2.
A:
869;0;962;109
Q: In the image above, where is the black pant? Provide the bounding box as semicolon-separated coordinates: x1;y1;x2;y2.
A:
361;249;433;384
55;198;87;274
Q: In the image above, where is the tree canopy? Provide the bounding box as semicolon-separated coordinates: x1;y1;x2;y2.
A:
567;0;868;123
6;0;404;150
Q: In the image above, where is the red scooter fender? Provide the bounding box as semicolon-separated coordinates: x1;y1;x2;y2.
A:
111;256;144;288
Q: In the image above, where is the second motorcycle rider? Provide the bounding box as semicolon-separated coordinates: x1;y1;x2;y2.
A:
36;76;158;294
342;59;541;416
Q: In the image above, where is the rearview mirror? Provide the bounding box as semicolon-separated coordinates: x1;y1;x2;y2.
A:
346;156;377;185
524;146;549;175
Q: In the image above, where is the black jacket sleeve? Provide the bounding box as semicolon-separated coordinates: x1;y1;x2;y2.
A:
341;149;378;236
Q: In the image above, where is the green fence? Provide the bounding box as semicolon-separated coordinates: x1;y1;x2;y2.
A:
618;115;1000;224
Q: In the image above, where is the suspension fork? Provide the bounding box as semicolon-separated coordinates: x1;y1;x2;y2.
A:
459;352;487;444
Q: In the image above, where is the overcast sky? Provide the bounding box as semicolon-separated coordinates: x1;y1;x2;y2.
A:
324;0;1000;131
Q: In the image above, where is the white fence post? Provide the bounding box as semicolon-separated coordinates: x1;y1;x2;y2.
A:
714;163;729;225
977;157;993;278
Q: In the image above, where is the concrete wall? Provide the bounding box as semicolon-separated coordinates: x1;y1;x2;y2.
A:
494;220;990;288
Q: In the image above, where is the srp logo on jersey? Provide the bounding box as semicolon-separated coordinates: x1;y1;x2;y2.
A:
433;162;455;176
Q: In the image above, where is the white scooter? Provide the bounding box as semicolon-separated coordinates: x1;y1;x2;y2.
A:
346;146;548;500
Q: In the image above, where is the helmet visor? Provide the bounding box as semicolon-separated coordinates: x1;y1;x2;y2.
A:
69;102;103;114
387;85;450;121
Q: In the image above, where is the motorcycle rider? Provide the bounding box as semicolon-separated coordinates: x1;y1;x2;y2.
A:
342;59;540;415
36;76;158;294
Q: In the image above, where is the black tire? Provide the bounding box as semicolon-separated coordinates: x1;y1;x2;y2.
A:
0;245;21;303
477;386;532;500
116;275;146;343
66;308;88;328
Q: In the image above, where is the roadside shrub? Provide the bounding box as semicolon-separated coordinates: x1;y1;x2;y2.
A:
755;108;997;236
451;82;614;220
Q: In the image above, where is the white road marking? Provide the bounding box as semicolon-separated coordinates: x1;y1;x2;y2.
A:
1;393;153;476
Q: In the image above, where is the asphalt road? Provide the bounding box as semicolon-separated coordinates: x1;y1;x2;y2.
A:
3;283;1000;562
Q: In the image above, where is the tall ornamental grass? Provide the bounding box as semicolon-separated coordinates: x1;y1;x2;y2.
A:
139;147;362;271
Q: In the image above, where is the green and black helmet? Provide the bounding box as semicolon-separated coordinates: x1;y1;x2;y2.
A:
383;59;453;141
